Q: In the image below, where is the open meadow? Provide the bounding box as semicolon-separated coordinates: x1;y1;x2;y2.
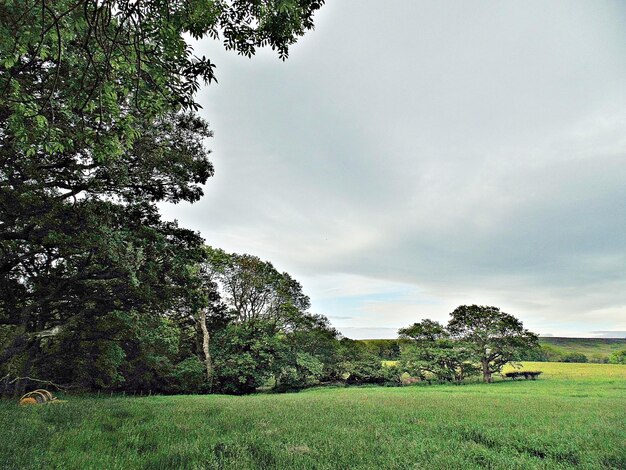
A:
3;3;626;470
538;338;626;357
1;362;624;470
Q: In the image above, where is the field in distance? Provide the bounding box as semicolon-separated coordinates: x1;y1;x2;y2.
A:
538;337;626;356
363;337;626;362
1;362;624;469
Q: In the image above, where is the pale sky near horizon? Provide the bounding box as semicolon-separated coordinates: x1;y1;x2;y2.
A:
161;0;626;339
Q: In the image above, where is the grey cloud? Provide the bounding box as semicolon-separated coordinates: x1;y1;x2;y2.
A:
591;331;626;339
160;0;626;336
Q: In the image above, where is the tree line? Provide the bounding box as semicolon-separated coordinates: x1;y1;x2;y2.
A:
0;1;538;396
1;0;324;395
364;339;626;365
2;240;539;394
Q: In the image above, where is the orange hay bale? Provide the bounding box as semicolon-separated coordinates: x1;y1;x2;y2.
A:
18;389;55;405
19;397;38;406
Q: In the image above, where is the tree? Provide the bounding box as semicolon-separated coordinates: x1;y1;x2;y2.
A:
0;0;325;394
447;305;538;383
204;247;310;329
398;320;478;382
202;248;341;394
361;340;401;360
561;353;588;363
274;313;340;390
608;349;626;364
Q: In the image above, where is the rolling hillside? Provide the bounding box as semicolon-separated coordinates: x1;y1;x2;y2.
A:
539;337;626;356
360;337;626;362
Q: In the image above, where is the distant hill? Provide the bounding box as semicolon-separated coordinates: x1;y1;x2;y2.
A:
539;337;626;356
359;337;626;362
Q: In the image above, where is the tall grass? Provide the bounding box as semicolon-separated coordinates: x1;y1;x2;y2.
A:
1;362;624;469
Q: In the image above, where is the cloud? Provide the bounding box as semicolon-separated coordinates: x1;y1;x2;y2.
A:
591;331;626;339
160;0;626;338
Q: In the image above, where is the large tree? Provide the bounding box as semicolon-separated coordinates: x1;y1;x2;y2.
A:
204;247;310;329
447;305;538;383
0;0;324;393
203;247;344;394
398;319;478;382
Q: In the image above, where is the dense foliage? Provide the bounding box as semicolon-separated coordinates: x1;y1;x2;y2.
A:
399;306;538;383
0;0;325;395
200;248;401;393
360;339;402;360
364;337;626;364
609;349;626;364
399;319;479;383
0;1;550;396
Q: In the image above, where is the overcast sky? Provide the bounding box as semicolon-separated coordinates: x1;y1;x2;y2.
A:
161;0;626;339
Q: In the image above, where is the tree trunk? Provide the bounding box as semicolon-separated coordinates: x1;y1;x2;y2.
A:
481;359;492;383
197;310;213;388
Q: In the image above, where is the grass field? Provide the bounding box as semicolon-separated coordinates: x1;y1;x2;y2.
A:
502;361;626;380
539;337;626;356
1;363;624;469
363;337;626;362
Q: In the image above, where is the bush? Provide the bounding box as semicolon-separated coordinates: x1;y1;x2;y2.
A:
380;364;404;386
345;359;401;386
540;344;565;362
589;353;609;364
274;352;324;392
561;353;588;363
211;323;280;395
171;357;206;393
519;346;549;362
608;349;626;364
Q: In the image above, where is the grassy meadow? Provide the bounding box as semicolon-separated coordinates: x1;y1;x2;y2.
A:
1;362;624;470
539;337;626;357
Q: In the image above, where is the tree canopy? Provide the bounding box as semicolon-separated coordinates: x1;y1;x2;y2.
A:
399;305;538;383
447;305;538;382
1;1;544;397
398;319;478;382
0;0;325;394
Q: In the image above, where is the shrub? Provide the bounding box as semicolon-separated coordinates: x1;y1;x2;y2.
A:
401;375;420;385
211;323;281;395
608;349;626;364
540;344;565;362
345;359;402;386
589;353;609;364
561;353;588;363
380;364;404;386
519;346;549;362
171;357;206;393
274;353;324;392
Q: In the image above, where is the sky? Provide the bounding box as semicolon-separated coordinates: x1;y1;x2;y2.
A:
161;0;626;339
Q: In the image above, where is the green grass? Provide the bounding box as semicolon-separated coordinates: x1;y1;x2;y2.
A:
503;361;626;380
1;363;625;469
